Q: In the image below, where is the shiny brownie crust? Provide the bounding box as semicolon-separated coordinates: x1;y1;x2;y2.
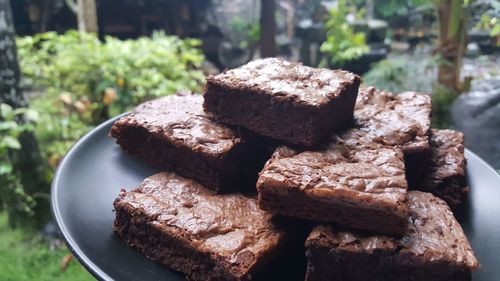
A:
113;172;285;281
110;94;270;192
203;58;361;147
354;87;432;184
305;191;479;281
257;130;409;235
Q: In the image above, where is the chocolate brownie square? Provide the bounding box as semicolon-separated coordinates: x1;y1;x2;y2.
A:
203;58;361;147
354;87;431;153
354;87;432;180
110;94;271;192
257;129;409;235
410;129;468;210
113;172;286;281
305;191;479;281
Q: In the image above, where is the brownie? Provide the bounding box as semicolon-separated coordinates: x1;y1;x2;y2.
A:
257;129;409;235
203;58;361;147
113;172;285;281
305;191;479;281
354;87;432;180
410;129;468;210
110;94;271;192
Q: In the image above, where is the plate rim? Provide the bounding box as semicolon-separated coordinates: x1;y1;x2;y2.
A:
51;115;125;281
51;115;500;281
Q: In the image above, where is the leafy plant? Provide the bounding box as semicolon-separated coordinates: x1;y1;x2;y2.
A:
0;104;39;227
431;84;456;128
320;0;369;67
363;56;436;93
475;3;500;40
363;56;457;128
228;17;261;49
16;31;206;170
18;31;205;117
363;60;408;92
373;0;433;18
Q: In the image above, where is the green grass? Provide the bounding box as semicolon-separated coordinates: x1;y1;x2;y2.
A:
0;212;94;281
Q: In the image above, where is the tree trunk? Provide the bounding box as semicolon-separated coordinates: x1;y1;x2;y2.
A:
436;0;469;93
260;0;276;57
66;0;98;33
78;0;98;33
0;0;48;225
0;0;25;108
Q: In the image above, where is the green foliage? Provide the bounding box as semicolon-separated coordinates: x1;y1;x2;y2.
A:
320;0;369;67
374;0;408;17
16;31;206;170
228;17;261;49
364;56;457;129
363;60;407;93
370;0;433;18
475;3;500;38
18;31;205;115
0;104;39;227
373;0;471;38
0;212;93;281
363;56;436;93
431;84;457;128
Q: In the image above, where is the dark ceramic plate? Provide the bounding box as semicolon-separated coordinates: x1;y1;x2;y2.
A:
52;115;500;281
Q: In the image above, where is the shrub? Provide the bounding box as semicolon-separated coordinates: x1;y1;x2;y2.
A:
17;31;206;170
320;0;369;67
0;104;38;227
363;56;435;93
363;56;456;128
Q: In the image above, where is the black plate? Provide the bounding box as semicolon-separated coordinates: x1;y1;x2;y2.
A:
52;115;500;281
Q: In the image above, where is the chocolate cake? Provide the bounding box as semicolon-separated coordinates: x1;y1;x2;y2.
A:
305;191;479;281
354;87;432;180
113;172;286;281
110;94;271;192
203;58;361;147
411;129;468;210
257;129;408;235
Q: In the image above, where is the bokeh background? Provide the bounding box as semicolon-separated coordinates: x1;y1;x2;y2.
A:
0;0;498;279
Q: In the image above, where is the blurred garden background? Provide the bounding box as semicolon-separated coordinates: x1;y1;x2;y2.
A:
0;0;499;279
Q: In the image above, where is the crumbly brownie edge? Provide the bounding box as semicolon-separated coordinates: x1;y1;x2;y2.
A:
257;185;408;235
113;198;255;281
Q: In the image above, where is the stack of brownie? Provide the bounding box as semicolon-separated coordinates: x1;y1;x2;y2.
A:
110;58;479;281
